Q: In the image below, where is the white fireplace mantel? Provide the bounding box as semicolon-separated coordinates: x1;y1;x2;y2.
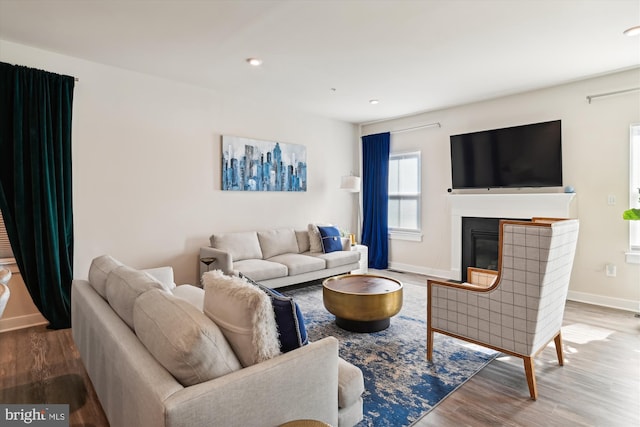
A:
449;192;576;280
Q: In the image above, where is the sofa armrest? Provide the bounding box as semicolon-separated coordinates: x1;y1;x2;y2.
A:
143;266;176;290
427;277;497;292
163;337;340;427
72;280;184;427
199;247;233;280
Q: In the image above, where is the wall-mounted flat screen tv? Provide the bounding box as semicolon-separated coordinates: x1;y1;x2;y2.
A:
450;120;562;189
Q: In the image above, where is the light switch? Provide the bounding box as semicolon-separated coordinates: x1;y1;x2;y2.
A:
607;195;616;205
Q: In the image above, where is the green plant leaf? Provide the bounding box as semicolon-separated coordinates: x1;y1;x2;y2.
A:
623;208;640;220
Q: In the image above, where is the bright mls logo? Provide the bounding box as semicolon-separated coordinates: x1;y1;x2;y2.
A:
1;405;68;426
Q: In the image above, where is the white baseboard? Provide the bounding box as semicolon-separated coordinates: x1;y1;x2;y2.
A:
567;290;640;313
387;262;456;281
0;313;48;333
388;262;640;313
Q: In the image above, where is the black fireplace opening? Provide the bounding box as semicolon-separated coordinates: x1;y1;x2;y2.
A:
461;216;522;282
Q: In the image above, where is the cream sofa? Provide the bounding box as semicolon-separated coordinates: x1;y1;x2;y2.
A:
199;227;361;288
72;255;364;427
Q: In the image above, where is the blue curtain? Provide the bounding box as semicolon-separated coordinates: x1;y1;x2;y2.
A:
361;132;390;269
0;62;75;329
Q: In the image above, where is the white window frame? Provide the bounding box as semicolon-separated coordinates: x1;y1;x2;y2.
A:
388;151;422;241
627;124;640;264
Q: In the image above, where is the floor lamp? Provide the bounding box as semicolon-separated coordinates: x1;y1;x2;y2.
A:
340;175;361;244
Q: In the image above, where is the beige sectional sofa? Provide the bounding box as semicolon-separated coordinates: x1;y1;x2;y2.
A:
199;226;361;288
72;255;364;427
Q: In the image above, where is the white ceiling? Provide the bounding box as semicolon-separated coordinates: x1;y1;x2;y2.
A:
1;0;638;124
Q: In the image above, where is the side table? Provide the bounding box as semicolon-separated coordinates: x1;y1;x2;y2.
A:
351;244;368;274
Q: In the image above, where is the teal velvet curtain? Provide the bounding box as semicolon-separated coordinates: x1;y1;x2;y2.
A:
0;62;75;329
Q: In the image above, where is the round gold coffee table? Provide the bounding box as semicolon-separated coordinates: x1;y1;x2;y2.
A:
322;274;403;332
279;420;332;427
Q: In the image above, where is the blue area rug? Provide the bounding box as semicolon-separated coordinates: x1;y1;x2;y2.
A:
282;279;497;427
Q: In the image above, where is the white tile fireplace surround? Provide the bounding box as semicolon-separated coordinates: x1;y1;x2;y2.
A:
449;193;576;280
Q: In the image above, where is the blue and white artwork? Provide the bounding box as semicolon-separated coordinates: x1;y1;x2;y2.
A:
222;135;307;192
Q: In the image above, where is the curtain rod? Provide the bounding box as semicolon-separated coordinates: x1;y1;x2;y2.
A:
586;87;639;103
391;122;441;134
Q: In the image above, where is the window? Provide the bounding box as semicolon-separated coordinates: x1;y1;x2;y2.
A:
0;209;15;261
388;151;421;240
628;124;640;261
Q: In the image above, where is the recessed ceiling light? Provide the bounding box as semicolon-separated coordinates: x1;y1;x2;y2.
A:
369;99;380;105
246;58;263;66
623;25;640;36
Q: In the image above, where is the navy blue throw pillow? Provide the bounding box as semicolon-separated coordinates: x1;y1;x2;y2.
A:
317;225;343;253
240;274;308;353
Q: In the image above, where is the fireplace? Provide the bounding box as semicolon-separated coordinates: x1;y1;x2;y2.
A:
461;217;521;282
448;193;576;281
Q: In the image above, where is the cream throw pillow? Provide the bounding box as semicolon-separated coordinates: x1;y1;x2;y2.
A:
202;270;280;367
308;223;333;253
134;289;241;386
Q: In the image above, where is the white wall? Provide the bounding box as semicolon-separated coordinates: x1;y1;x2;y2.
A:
362;68;640;311
2;39;638;326
0;40;360;289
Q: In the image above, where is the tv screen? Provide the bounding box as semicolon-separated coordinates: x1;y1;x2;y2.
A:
450;120;562;189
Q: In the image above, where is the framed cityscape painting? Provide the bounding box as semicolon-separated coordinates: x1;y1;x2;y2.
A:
221;135;307;192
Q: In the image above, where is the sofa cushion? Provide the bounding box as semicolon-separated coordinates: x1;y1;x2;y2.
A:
308;223;332;253
312;250;360;269
257;229;299;259
88;254;123;299
267;253;325;276
106;265;168;329
233;259;288;281
134;289;241;386
211;231;263;261
202;270;281;367
295;229;310;253
318;225;343;253
241;274;308;353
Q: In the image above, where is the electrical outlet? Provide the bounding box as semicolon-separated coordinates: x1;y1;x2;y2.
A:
607;195;616;205
605;264;617;277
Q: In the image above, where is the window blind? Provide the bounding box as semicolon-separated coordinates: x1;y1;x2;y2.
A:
0;210;14;259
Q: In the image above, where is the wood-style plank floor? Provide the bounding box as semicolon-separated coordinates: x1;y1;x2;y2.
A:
0;322;108;426
414;299;640;427
386;270;640;427
0;271;638;427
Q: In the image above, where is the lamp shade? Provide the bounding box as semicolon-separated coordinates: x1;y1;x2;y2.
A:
340;175;361;192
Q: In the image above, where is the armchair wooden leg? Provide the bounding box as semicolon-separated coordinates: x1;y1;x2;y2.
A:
427;328;434;361
523;356;538;400
554;332;564;366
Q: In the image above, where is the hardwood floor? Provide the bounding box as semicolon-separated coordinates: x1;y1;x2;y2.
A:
383;270;640;427
0;272;638;427
0;324;108;427
414;299;640;427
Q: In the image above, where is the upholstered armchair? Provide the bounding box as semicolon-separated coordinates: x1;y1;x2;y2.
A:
427;218;579;399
